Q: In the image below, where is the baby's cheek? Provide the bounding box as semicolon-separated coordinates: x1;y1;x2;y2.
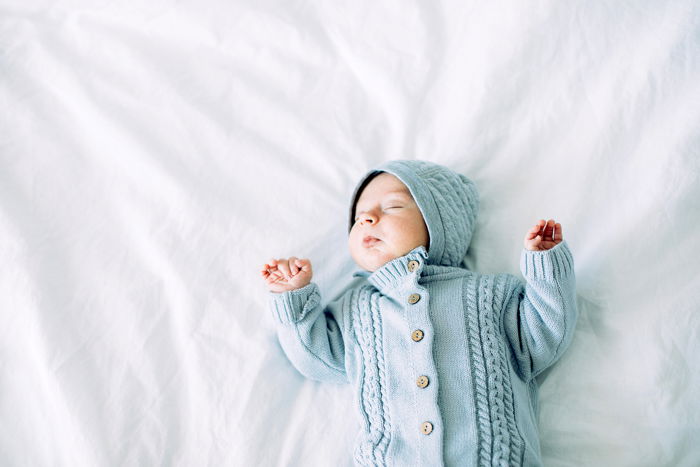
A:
348;235;363;262
347;231;356;247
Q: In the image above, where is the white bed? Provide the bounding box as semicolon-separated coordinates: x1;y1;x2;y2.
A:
1;1;699;465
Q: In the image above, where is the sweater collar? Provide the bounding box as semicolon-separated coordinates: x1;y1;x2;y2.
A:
352;245;430;292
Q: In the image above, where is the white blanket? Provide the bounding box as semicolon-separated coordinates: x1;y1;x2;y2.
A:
2;1;699;465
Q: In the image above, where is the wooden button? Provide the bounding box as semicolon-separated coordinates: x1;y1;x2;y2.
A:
421;422;433;435
411;329;424;342
407;260;420;272
417;375;429;388
407;293;421;304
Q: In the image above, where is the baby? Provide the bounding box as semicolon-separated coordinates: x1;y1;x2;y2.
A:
261;160;577;467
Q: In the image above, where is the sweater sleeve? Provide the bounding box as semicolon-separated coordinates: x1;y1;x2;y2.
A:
501;240;578;383
268;282;351;384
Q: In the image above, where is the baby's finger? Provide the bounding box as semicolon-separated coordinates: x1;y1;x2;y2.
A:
288;256;299;275
554;223;563;241
546;219;556;240
297;258;312;272
537;219;547;236
532;222;543;239
277;260;292;279
525;224;542;240
272;267;286;278
264;271;281;284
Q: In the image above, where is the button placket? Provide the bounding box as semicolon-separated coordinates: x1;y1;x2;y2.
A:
402;260;435;439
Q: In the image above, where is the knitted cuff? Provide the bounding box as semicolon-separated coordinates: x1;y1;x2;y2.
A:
268;282;320;325
520;240;575;281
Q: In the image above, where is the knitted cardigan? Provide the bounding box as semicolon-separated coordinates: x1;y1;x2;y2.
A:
268;161;578;466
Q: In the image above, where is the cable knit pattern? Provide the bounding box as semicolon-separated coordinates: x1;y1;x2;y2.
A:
268;161;578;466
493;279;526;467
354;287;392;465
464;274;493;463
473;275;526;466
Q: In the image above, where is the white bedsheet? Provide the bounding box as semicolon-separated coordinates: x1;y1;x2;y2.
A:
2;1;699;465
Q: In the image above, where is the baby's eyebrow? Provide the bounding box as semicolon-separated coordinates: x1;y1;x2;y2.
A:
384;190;411;197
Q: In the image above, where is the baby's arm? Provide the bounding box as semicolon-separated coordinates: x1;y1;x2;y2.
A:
501;219;578;382
261;257;350;384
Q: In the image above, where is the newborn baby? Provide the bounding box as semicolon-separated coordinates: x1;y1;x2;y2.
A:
261;160;577;467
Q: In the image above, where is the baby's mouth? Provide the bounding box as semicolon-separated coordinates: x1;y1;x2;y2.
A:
362;235;382;248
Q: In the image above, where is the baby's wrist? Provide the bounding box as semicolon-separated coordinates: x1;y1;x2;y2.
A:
267;282;319;325
268;281;312;294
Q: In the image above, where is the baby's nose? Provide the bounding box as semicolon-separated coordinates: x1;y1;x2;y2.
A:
359;212;377;225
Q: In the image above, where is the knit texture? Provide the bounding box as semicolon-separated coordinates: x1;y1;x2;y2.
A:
268;161;578;466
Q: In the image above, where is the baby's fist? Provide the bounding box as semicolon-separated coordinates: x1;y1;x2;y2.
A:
260;256;313;293
524;219;563;251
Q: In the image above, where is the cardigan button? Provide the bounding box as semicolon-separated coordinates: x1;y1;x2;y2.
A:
407;260;420;272
411;329;424;342
421;422;433;435
407;293;421;304
417;375;429;388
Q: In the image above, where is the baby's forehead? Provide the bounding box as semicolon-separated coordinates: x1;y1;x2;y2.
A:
365;173;410;195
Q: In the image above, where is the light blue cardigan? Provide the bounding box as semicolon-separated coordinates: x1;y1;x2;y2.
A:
268;161;577;466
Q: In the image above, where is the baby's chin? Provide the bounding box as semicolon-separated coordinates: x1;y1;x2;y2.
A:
352;248;400;272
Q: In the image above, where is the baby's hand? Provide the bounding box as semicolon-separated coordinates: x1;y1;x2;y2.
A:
260;257;313;293
524;219;563;251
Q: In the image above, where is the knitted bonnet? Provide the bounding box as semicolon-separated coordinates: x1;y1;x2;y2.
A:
348;160;479;268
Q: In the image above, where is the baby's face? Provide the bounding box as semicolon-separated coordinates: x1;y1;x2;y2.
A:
349;173;429;272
